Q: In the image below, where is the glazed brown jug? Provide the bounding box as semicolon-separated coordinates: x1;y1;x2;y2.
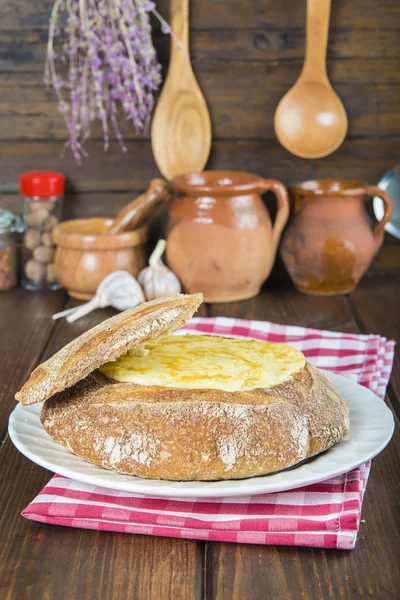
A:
280;179;394;296
166;171;289;302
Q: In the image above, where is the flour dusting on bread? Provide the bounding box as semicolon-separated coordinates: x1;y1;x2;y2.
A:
40;363;349;481
15;292;349;481
101;433;160;468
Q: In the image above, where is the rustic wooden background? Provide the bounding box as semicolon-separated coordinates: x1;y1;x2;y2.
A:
1;0;399;267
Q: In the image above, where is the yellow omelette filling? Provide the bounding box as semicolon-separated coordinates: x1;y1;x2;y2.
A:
99;334;306;392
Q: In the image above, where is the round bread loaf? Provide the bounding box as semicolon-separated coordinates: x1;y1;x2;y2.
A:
16;293;349;481
40;363;349;481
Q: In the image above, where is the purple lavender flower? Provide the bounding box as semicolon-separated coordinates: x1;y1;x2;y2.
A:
45;0;170;163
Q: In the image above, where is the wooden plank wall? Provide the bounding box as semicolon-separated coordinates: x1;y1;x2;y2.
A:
0;0;399;267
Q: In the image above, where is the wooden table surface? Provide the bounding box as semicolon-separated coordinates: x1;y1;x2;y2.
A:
0;273;399;600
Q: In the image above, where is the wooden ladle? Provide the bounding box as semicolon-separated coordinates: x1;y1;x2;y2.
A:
151;0;211;179
108;179;169;234
274;0;348;159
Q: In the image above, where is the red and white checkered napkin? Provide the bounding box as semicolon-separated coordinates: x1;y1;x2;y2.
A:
22;317;395;550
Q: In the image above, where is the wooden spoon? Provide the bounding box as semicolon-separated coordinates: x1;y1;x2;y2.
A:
151;0;211;179
108;179;169;234
274;0;348;159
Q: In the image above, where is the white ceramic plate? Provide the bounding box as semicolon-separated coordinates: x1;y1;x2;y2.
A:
8;373;394;498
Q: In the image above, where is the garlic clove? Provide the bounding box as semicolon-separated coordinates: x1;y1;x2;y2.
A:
111;279;145;311
55;271;145;323
97;270;145;311
138;265;181;301
138;239;181;301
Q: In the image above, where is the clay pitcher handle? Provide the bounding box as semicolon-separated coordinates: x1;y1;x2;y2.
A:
108;179;169;234
259;179;290;251
363;186;394;240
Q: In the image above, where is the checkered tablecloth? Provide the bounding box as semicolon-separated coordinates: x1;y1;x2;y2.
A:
22;317;395;549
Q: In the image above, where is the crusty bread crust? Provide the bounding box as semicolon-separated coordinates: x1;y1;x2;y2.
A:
40;363;349;481
15;293;203;406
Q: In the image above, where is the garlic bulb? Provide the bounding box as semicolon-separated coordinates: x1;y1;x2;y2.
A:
52;271;145;322
138;239;181;301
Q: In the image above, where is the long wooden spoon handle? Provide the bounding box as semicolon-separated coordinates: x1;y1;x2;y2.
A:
108;179;169;234
170;0;189;60
302;0;331;81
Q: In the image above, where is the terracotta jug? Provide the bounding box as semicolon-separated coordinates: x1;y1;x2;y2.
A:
280;179;393;296
166;171;289;302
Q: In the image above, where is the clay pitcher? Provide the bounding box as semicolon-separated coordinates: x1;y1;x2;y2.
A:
280;179;393;295
166;171;289;302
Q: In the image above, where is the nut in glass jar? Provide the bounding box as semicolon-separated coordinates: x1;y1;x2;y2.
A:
20;170;64;291
0;208;21;292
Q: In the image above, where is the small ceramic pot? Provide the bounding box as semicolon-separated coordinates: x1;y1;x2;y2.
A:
166;171;289;302
53;218;148;300
280;179;394;295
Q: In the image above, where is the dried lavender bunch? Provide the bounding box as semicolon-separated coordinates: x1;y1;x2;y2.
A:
45;0;171;163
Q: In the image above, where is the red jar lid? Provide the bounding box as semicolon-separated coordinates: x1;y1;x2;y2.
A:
20;171;65;198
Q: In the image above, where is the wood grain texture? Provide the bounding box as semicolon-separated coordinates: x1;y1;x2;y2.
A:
348;274;400;418
4;28;400;82
206;279;400;600
3;28;400;72
0;296;208;600
0;443;204;600
3;32;400;89
0;278;399;599
368;242;400;272
209;286;357;334
151;0;211;178
1;77;399;141
0;288;65;440
0;0;399;595
1;139;400;193
1;0;400;30
206;416;400;600
0;0;399;264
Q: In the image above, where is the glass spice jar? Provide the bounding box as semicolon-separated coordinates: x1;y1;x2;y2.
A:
20;171;65;291
0;208;21;292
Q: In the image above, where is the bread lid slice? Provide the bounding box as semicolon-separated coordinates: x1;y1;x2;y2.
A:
15;293;203;406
